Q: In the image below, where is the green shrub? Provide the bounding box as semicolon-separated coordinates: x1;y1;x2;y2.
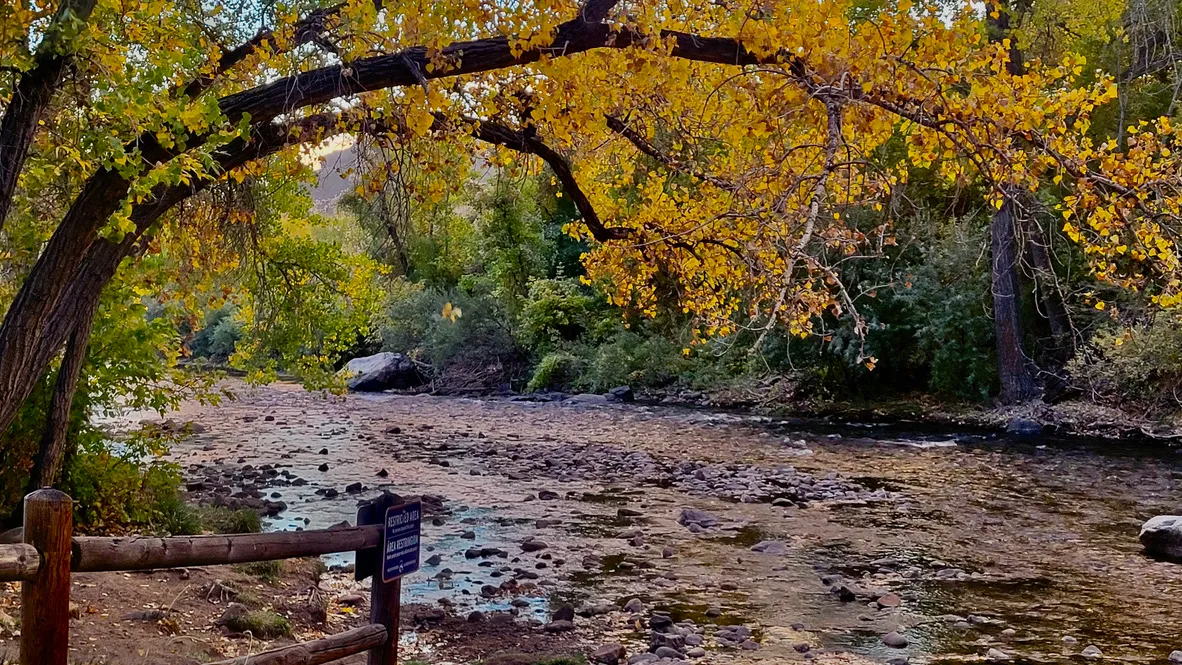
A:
153;494;204;536
1068;316;1182;413
527;352;584;392
380;283;527;391
189;305;243;362
518;279;597;351
63;454;185;534
573;330;689;392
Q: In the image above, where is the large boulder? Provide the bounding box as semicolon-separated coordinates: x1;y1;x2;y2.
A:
1140;515;1182;561
343;353;425;392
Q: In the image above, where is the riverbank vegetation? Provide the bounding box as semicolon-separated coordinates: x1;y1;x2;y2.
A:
3;0;1182;529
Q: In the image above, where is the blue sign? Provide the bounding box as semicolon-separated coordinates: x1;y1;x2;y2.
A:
382;501;421;583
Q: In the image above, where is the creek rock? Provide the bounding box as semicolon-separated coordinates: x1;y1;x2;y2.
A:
544;620;575;633
343;352;425;392
607;386;635;402
564;393;610;406
1005;417;1043;436
591;644;627;665
1168;650;1182;663
882;631;909;648
678;508;720;529
750;540;789;554
1140;515;1182;561
653;647;684;659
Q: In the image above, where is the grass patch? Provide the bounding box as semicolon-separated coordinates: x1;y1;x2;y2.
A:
222;609;291;638
236;560;283;584
194;506;263;534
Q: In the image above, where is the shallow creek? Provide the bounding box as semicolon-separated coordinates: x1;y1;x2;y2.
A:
163;383;1182;664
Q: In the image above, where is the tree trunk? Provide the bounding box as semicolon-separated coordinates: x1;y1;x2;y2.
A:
0;0;99;230
27;295;100;493
1023;218;1074;368
991;196;1041;403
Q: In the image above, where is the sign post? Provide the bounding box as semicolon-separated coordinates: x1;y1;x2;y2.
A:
356;493;421;665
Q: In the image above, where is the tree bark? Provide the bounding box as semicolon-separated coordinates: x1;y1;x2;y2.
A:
991;196;1040;403
26;293;99;492
1023;217;1074;369
0;0;99;229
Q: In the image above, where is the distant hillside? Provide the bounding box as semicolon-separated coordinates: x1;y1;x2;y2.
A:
308;144;358;213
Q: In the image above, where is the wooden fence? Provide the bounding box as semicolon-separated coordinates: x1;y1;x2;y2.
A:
0;489;410;665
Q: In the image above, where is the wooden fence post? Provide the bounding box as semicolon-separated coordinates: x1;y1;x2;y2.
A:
357;493;401;665
21;489;73;665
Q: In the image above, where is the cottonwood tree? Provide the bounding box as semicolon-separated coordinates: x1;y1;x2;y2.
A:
2;0;1181;489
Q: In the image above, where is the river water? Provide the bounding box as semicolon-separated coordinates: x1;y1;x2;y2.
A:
165;383;1182;664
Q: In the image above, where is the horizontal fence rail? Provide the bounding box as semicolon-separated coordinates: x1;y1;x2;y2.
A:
0;543;40;581
71;525;383;572
205;624;388;665
9;489;408;665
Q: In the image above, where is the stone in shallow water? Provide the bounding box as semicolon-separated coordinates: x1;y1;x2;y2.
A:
881;631;909;648
654;647;684;659
1168;650;1182;663
677;508;720;528
1140;515;1182;561
1081;645;1103;658
750;540;789;555
1005;417;1042;436
986;649;1009;661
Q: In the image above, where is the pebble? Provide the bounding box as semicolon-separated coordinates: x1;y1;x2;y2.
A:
1169;651;1182;664
654;647;684;659
624;598;645;613
986;648;1009;661
882;631;909;648
1081;645;1103;658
